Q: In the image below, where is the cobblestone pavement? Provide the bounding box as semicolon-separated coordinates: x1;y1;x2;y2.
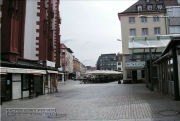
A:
1;80;180;121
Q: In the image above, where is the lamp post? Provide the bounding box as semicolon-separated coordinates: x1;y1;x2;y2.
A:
117;39;123;71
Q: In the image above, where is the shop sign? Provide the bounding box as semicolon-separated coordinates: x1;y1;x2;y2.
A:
46;60;55;67
126;61;145;68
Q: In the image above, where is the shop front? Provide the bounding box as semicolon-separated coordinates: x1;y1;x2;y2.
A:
128;35;172;90
125;61;145;83
153;36;180;100
47;70;58;93
0;67;46;102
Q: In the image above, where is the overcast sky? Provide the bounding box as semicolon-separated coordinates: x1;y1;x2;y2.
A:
60;0;137;66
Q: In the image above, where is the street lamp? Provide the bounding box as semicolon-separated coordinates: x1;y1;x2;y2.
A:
116;39;123;72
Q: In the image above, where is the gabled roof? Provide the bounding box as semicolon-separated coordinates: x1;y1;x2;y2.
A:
60;43;73;53
119;0;165;15
164;0;180;6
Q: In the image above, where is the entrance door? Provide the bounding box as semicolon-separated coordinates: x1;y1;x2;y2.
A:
1;74;12;101
34;75;43;95
29;75;35;97
132;70;137;82
6;74;12;100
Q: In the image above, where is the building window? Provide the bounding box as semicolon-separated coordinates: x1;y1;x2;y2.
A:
127;70;132;78
118;62;121;65
147;0;150;2
174;8;180;17
118;68;121;70
141;17;147;22
156;4;163;10
130;29;136;36
137;5;143;11
142;28;148;36
23;75;29;90
154;27;160;35
153;16;159;22
178;0;180;4
129;17;135;23
147;5;153;10
169;26;180;34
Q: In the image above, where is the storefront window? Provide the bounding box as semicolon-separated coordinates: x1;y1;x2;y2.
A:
127;70;132;78
22;75;29;90
142;70;145;78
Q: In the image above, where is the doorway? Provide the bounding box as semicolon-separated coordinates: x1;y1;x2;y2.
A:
132;70;137;82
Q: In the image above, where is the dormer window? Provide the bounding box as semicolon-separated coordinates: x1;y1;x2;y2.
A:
147;5;153;10
137;5;143;11
157;4;163;10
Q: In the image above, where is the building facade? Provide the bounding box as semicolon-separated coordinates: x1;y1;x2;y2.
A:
60;44;73;80
153;36;180;100
73;57;86;78
118;0;167;82
1;0;61;102
24;0;60;67
116;53;123;71
97;54;117;70
165;2;180;34
0;0;2;44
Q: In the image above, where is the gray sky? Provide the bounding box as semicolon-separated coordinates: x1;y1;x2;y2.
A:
60;0;137;66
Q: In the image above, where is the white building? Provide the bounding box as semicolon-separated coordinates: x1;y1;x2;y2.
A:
166;6;180;34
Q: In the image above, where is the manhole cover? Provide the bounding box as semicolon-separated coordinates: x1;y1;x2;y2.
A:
55;95;62;97
47;114;67;119
159;110;179;116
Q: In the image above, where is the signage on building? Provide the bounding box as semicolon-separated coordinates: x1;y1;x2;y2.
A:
126;61;145;68
58;68;63;71
46;60;55;67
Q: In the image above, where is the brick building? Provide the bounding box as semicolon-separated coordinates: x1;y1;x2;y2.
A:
0;0;61;102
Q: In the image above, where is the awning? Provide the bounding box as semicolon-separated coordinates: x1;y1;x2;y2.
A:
25;69;46;74
0;67;7;73
47;70;58;74
129;35;171;50
7;68;27;73
0;67;46;74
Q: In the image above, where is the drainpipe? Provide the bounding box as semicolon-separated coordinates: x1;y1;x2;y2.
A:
164;11;168;34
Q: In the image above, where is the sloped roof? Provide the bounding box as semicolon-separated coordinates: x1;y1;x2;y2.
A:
164;0;180;6
60;43;73;53
119;0;165;14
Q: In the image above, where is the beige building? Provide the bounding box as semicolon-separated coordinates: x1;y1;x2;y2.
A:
118;0;168;82
60;44;73;80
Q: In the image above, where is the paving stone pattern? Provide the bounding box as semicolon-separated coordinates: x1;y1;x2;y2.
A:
1;80;180;121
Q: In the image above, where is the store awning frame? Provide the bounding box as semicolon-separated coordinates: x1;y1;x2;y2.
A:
0;67;47;74
47;70;58;74
128;35;173;50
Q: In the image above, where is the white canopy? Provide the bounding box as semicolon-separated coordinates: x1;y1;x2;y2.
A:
85;70;122;75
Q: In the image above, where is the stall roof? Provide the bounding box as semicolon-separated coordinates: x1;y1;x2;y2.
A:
129;35;173;50
161;36;180;56
153;36;180;64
